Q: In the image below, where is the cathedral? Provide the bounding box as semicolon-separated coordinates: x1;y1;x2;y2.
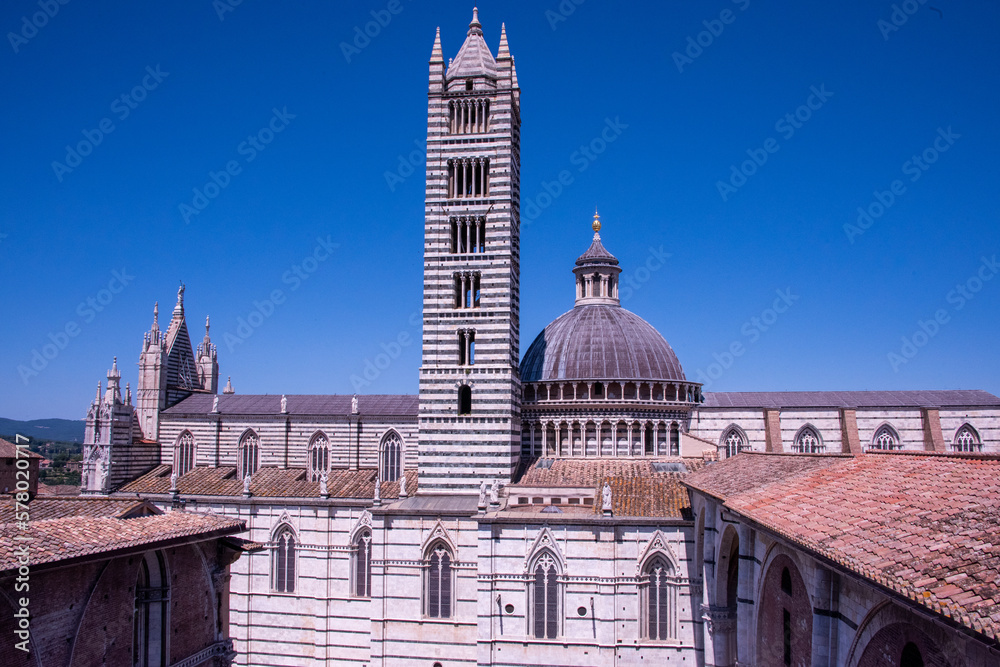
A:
80;9;1000;667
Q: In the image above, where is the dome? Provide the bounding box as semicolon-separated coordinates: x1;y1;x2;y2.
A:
520;305;687;383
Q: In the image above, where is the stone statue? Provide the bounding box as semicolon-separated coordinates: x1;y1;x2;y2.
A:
212;395;219;412
399;474;407;497
95;456;108;492
243;474;251;495
478;480;488;508
319;472;328;496
602;482;612;511
489;479;500;505
352;394;359;414
280;394;287;413
170;472;178;491
373;478;381;504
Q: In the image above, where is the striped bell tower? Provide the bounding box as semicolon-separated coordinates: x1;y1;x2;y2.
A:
418;9;522;492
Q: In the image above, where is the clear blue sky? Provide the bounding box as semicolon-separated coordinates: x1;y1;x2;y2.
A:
2;1;998;420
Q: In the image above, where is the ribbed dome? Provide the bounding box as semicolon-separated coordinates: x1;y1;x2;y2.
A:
520;305;686;383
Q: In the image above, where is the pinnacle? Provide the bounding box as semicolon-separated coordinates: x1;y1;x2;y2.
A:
497;22;510;59
469;7;482;34
430;26;443;63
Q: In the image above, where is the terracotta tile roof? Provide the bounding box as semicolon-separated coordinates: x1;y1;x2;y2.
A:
0;512;245;573
0;438;43;458
36;483;82;496
118;464;417;500
0;496;159;522
512;458;704;519
682;451;846;501
162;393;418;417
701;389;1000;409
686;452;1000;640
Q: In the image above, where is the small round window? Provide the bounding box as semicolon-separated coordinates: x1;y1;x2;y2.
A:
504;603;514;614
577;606;587;616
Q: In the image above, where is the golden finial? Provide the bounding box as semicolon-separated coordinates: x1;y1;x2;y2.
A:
592;210;601;233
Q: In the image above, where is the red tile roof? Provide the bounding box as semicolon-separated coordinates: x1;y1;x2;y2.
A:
0;496;159;522
0;438;43;458
118;464;417;500
512;458;704;519
684;451;1000;640
0;512;245;573
683;452;847;501
36;483;82;496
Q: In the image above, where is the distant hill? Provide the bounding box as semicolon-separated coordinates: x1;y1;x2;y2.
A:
0;418;85;443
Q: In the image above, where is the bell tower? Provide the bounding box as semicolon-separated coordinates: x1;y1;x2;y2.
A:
418;9;522;492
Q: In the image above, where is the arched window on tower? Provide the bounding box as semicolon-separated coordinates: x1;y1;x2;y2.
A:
721;426;746;459
174;430;195;477
308;432;329;482
238;430;259;478
871;425;900;451
794;426;824;453
458;386;472;415
953;424;982;452
530;551;560;639
272;526;296;593
380;431;402;482
424;542;454;618
133;550;168;667
642;555;678;641
352;529;372;598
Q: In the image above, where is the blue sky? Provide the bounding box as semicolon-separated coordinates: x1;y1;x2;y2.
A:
2;1;998;420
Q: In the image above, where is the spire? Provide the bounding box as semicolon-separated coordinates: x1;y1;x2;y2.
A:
203;316;212;347
446;7;497;81
124;382;132;405
152;302;160;332
497;22;510;59
94;381;102;404
468;7;482;36
223;376;235;394
430;26;443;62
105;357;122;404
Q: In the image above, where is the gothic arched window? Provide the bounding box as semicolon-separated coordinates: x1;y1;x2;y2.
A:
722;427;746;459
238;430;259;479
133;550;168;667
174;430;195;477
794;426;823;453
308;432;329;481
953;424;982;452
353;529;372;598
643;555;677;641
380;431;402;482
272;526;296;593
425;543;454;618
871;425;900;450
530;552;560;639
